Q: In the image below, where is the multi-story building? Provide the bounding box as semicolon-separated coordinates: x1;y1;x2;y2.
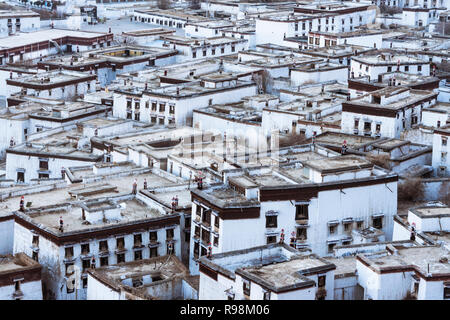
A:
189;150;398;274
432;125;450;176
255;2;378;46
10;172;182;300
341;87;438;138
350;52;430;80
113;77;257;126
0;10;40;37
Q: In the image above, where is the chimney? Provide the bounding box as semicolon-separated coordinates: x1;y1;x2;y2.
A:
164;70;168;76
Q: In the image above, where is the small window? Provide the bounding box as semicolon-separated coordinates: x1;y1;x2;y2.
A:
263;291;271;300
166;229;174;240
444;286;450;299
328;243;336;253
32;235;39;247
267;235;276;244
82;277;88;289
32;251;38;262
116;237;125;249
150;247;158;258
214;216;219;229
117;253;125;263
213;235;219;247
99;240;108;252
344;222;352;232
329;225;336;234
295;205;308;220
266;215;277;228
81;243;90;255
134;250;142;261
442;138;448;146
297;228;307;240
373;216;383;229
356;221;363;229
134;234;142;247
318;275;326;288
82;259;91;272
39;159;49;170
65;247;74;259
100;256;109;267
150;231;158;242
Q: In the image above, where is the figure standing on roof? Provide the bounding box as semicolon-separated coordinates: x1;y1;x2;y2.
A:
61;167;66;180
143;178;147;190
290;231;296;248
19;196;25;212
59;216;64;232
195;171;203;190
171;195;178;213
132;179;137;194
341;140;347;155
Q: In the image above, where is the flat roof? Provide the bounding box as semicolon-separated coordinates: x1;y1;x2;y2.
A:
238;254;335;292
87;255;193;300
0;253;40;274
359;246;450;276
304;155;373;173
410;206;450;218
0;29;108;49
22;197;167;233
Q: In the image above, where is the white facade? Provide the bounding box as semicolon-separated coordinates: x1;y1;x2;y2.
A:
432;129;450;176
190;167;397;274
113;83;257;126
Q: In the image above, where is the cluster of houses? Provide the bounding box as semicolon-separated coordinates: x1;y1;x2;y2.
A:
0;0;448;301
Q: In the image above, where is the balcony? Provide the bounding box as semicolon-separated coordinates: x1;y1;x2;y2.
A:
201;220;211;229
295;219;309;226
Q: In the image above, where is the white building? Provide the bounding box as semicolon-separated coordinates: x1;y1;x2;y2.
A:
432;126;450;176
12;176;182;300
185;20;235;38
0;253;43;300
198;244;336;300
307;30;382;49
255;2;377;46
133;8;209;29
0;29;113;66
0;10;40;37
356;245;450;300
160;35;248;62
113;77;257;126
350;52;430;80
87;255;197;300
6;70;97;101
341;87;438;139
189;151;398;274
290;62;348;86
5;125;103;183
